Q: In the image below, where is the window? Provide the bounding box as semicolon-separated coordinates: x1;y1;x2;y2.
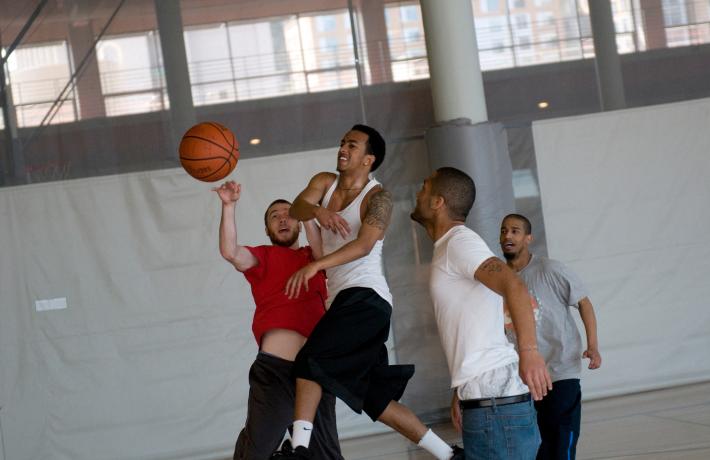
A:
662;0;688;26
385;3;429;81
315;15;337;32
480;0;500;13
97;32;166;116
514;13;531;29
185;24;236;106
6;41;77;127
228;17;307;100
401;5;420;22
299;10;356;91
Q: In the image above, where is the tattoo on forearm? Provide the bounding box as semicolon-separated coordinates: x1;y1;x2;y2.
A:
480;258;503;274
364;190;393;230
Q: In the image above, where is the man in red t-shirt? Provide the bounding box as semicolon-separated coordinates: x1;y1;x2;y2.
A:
214;180;342;460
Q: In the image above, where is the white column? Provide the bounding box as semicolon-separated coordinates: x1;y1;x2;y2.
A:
589;0;627;110
420;0;487;124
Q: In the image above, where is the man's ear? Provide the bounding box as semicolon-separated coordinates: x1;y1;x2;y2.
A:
431;194;445;211
364;153;375;167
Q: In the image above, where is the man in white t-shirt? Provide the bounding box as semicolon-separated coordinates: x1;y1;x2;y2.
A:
411;167;552;460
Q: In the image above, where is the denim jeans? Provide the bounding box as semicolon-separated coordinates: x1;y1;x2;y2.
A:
461;397;541;459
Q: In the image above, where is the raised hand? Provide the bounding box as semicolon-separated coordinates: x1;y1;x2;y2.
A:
213;181;241;204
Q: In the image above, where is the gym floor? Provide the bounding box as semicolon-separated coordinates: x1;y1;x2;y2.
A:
340;381;710;459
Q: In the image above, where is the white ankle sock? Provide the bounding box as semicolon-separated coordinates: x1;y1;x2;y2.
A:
418;429;454;460
292;420;314;449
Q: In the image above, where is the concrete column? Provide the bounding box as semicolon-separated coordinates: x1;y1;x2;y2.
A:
640;0;667;49
357;0;392;84
68;21;106;119
420;0;487;124
0;53;22;183
154;0;195;143
419;1;513;253
589;0;627;110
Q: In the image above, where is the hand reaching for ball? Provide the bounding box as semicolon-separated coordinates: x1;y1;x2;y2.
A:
213;181;241;204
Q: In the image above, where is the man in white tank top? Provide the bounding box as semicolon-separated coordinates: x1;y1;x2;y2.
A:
270;125;463;460
411;167;552;459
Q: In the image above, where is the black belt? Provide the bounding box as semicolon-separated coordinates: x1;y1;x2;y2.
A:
459;393;531;409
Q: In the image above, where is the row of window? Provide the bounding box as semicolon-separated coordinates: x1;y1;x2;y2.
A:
2;0;709;128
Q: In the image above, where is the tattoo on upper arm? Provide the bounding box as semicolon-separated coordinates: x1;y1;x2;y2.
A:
479;257;504;275
364;190;393;230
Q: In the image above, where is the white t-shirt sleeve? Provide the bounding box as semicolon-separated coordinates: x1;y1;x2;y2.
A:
446;231;496;280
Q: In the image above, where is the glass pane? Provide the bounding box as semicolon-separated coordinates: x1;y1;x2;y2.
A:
185;24;233;86
6;41;76;126
298;9;355;93
192;81;237;106
97;33;162;94
305;68;357;92
228;16;307;99
104;92;165;116
385;2;427;80
390;58;429;81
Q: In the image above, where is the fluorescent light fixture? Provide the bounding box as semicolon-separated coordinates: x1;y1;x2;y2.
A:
249;138;261;145
537;101;549;109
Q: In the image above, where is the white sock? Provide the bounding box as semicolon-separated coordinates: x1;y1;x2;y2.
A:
292;420;314;449
418;429;454;460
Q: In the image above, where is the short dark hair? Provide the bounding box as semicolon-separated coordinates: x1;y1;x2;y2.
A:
431;167;476;220
264;199;291;226
351;124;386;171
503;213;532;234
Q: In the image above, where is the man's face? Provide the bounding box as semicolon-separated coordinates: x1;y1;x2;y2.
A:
410;174;436;225
265;203;300;247
500;216;532;259
337;130;373;172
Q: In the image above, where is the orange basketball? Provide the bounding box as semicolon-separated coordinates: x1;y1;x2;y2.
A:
179;122;239;182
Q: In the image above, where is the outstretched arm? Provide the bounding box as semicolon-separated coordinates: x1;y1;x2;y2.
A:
578;296;602;369
213;181;258;272
474;258;552;400
303;219;323;260
285;189;392;298
291;172;351;238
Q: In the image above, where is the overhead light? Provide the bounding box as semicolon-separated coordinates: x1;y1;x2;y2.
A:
249;138;261;145
537;101;549;109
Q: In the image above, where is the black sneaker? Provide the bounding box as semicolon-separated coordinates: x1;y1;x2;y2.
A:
269;439;292;459
270;440;312;459
451;444;465;459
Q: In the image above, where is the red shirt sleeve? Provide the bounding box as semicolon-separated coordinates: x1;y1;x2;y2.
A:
243;246;267;281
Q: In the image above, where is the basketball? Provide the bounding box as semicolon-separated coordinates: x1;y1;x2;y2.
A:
179;122;239;182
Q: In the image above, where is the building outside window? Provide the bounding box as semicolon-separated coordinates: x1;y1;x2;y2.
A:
385;2;429;81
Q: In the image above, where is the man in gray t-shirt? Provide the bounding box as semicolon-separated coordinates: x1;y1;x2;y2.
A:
500;214;602;460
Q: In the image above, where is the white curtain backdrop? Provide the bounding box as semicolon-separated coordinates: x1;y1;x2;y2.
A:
532;98;710;399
